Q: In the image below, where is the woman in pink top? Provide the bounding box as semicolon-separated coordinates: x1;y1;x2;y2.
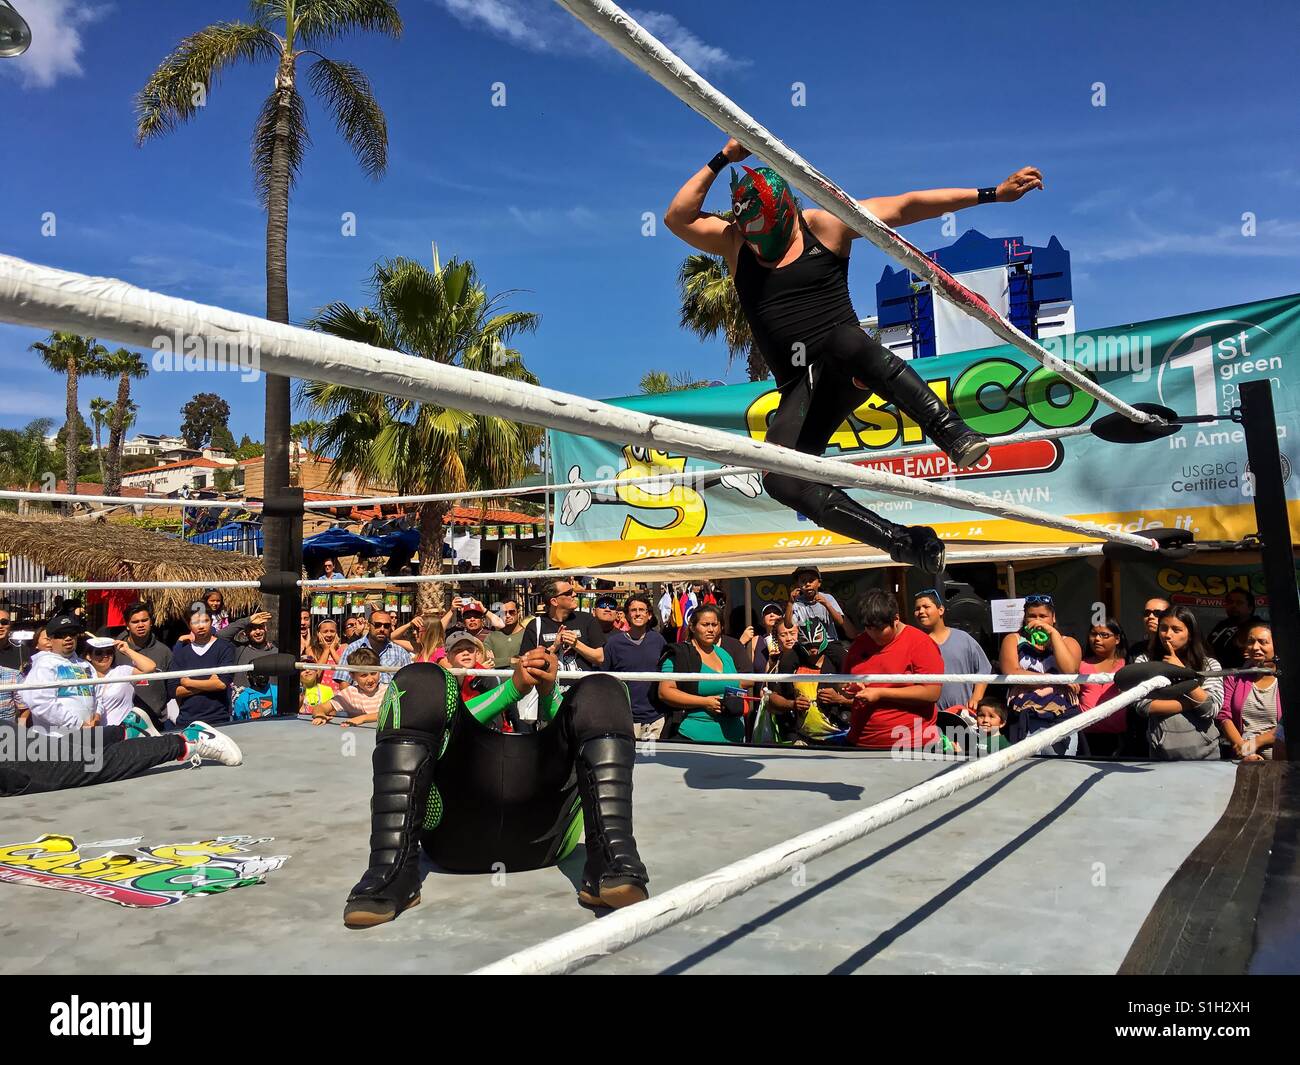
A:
1078;615;1127;757
1219;622;1280;761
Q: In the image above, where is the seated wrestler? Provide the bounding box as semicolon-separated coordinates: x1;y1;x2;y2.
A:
343;645;649;929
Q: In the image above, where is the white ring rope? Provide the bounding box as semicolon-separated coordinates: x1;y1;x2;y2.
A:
552;0;1161;430
0;579;261;592
470;672;1171;974
0;662;253;694
0;254;1157;551
0;544;1108;595
304;424;1100;510
291;661;1118;684
0;488;259;510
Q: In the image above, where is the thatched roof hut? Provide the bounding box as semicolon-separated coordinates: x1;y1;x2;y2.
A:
0;514;264;620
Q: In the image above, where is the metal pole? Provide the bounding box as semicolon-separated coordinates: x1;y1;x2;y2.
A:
1238;380;1299;758
1006;562;1017;599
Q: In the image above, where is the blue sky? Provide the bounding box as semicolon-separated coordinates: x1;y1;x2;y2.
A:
2;0;1297;444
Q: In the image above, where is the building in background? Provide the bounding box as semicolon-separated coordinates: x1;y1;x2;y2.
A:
870;229;1074;360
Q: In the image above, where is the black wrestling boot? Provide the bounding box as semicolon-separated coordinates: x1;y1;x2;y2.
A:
880;359;989;468
343;739;435;929
888;524;946;576
575;735;649;909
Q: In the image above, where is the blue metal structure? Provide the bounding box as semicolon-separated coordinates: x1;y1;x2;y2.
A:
875;229;1073;359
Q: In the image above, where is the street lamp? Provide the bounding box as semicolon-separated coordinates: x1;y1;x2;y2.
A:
0;1;31;58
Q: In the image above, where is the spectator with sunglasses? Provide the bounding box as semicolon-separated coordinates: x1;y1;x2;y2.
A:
338;608;412;690
482;599;527;666
1128;597;1170;660
999;594;1084;756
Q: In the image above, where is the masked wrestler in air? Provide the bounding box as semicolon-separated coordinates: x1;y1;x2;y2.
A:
664;141;1043;574
343;645;648;928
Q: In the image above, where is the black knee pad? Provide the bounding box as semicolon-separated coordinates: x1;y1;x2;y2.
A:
561;673;634;743
824;322;897;385
376;662;456;740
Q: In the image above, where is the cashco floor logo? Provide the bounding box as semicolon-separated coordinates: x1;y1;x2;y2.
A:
0;834;289;907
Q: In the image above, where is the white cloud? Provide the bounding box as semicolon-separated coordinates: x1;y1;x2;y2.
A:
1073;216;1300;264
434;0;743;74
0;0;110;90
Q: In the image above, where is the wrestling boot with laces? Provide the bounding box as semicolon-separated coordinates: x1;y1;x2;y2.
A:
878;359;989;468
343;739;434;929
576;735;649;909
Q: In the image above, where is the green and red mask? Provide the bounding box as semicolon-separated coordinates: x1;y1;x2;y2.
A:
730;165;798;262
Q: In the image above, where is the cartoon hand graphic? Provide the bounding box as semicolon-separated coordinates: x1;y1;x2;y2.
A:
560;465;593;526
720;471;763;498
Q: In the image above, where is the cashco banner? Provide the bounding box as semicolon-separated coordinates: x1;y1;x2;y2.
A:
548;293;1300;568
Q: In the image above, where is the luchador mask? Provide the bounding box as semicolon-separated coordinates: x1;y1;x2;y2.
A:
730;165;798;262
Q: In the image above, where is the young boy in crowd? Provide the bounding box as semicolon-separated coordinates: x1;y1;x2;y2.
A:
974;697;1009;754
231;673;278;721
316;647;387;727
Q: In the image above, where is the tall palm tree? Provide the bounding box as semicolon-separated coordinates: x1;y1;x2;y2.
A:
0;418;57;498
135;0;402;622
101;348;148;497
30;332;108;498
301;252;542;614
89;397;112;484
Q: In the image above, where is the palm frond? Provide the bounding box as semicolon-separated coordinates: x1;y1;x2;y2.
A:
291;0;402;45
307;56;387;178
136;23;279;144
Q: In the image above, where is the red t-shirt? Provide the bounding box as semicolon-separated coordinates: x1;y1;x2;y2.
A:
844;625;944;749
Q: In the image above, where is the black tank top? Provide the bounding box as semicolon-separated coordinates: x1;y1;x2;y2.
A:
733;213;861;387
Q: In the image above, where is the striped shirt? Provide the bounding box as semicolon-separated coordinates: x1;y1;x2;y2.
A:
339;636;412;681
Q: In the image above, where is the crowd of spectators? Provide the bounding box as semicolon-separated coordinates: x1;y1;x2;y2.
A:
0;570;1283;764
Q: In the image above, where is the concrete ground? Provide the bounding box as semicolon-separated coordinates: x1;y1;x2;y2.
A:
0;719;1237;975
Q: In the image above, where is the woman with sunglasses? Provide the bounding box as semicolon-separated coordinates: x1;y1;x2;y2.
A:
998;594;1084;756
1078;615;1128;758
85;637;160;727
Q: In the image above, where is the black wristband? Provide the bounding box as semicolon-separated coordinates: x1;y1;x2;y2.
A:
978;186;998;204
707;151;730;175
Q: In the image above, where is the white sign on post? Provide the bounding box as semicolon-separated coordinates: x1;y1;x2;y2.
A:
991;598;1027;634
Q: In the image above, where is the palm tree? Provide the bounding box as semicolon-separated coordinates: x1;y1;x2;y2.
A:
289;418;328;482
301;252;541;615
30;332;108;498
136;0;403;622
0;418;58;501
101;348;148;497
639;370;710;394
89;397;112;484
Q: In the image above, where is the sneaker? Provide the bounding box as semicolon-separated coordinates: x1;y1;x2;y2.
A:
180;721;243;767
121;709;160;740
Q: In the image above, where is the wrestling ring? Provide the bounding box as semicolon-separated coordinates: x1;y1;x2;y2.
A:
0;0;1294;978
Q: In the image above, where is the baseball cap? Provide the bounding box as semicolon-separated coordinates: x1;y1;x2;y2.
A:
46;615;85;638
791;565;821;581
444;631;484;654
594;595;618;609
761;602;784;617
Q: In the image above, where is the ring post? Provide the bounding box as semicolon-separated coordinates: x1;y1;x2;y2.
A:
1238;380;1299;756
264;487;304;714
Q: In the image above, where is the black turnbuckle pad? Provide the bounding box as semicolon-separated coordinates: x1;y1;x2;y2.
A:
1102;525;1194;563
1090;403;1180;444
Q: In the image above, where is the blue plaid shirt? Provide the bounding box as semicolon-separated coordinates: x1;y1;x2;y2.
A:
339;636;412;683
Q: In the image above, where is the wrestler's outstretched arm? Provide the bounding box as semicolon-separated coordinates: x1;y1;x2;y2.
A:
814;166;1044;237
